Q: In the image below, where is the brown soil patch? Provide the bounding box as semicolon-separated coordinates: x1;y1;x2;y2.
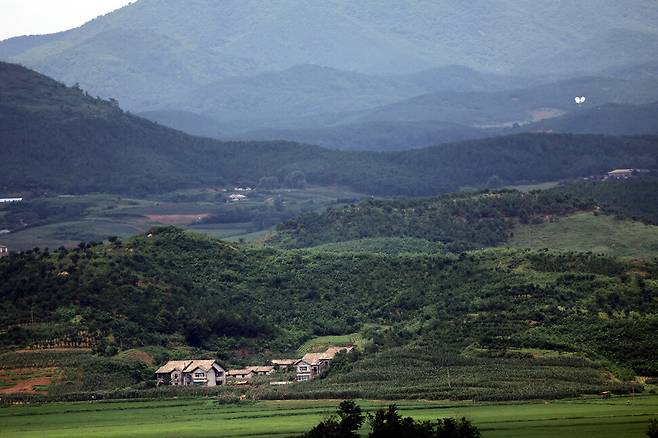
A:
146;214;210;225
0;367;58;394
530;108;565;121
15;348;91;353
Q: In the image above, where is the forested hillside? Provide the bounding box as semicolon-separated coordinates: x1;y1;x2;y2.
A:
272;178;658;250
0;227;656;400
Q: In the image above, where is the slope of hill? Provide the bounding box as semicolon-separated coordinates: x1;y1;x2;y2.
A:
271;178;658;251
235;121;487;152
2;62;658;196
0;227;655;400
348;76;658;128
2;0;658;112
521;102;658;136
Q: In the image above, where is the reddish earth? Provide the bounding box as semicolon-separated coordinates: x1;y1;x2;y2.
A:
145;214;210;225
0;367;58;394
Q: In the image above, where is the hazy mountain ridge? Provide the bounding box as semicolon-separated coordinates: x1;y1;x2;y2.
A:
3;62;658;196
3;0;658;114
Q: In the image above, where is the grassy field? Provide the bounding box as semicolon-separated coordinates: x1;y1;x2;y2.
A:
0;187;364;250
1;396;657;437
297;334;367;354
509;212;658;258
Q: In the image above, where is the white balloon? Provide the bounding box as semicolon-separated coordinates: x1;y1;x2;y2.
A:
575;97;580;103
581;96;586;103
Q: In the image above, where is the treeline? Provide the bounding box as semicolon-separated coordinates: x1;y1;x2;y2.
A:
272;177;658;250
272;189;593;250
557;176;658;224
2;62;658;197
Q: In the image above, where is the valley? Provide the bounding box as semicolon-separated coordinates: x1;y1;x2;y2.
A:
2;1;658;436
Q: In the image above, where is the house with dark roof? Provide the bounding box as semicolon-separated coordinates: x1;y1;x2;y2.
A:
155;360;226;387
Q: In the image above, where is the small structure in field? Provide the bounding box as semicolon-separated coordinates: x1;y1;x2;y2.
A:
155;360;226;387
0;245;8;257
247;366;275;376
295;346;353;382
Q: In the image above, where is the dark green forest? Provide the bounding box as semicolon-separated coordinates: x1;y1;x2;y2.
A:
272;177;658;250
2;62;658;196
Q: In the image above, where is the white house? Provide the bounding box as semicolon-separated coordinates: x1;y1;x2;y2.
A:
155;360;226;387
295;347;353;382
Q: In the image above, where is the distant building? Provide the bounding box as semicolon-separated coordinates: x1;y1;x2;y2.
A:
155;360;226;387
229;194;247;201
0;198;23;203
247;366;275;376
295;346;353;382
607;169;635;179
0;245;8;257
271;359;298;368
226;369;255;382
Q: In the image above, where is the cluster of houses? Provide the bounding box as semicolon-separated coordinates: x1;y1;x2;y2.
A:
155;346;352;387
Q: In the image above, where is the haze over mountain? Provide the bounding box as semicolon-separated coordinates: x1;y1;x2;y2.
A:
2;0;658;151
3;61;657;196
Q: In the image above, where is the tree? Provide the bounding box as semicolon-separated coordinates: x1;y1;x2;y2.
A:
285;170;307;189
300;400;364;438
368;405;480;438
258;176;280;190
648;418;658;438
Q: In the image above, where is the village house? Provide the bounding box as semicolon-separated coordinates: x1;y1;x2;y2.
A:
226;368;255;382
247;366;275;376
0;198;23;204
295;347;353;382
607;169;635;179
0;245;8;257
271;359;298;369
155;360;226;387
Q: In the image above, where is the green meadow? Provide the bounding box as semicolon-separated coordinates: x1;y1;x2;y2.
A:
509;212;658;258
1;396;657;438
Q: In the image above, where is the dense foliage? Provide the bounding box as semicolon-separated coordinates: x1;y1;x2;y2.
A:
1;227;656;390
272;189;593;250
300;401;480;438
558;177;658;224
272;178;658;250
2;62;658;196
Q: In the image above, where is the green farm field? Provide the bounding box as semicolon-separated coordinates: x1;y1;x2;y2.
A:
1;396;657;438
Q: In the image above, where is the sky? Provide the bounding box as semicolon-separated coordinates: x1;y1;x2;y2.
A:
0;0;134;41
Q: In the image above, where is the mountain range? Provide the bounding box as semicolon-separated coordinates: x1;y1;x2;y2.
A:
2;61;658;196
2;0;658;151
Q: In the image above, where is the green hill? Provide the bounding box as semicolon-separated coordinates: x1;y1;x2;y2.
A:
522;102;658;136
0;227;655;400
272;178;658;252
510;212;658;258
2;62;658;196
